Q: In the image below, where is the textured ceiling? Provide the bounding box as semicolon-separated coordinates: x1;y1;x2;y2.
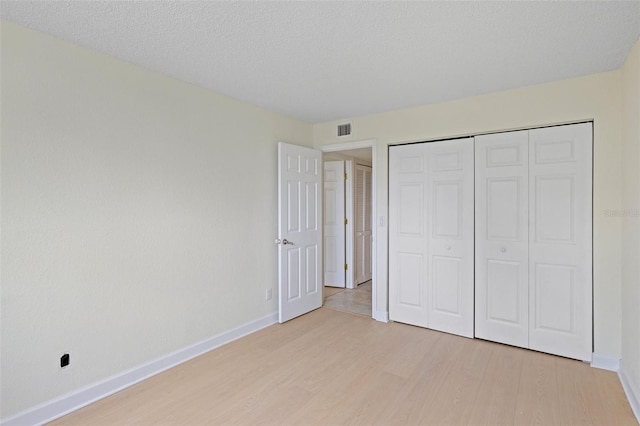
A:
2;1;639;123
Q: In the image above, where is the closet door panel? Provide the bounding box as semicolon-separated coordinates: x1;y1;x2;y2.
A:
528;123;592;361
475;131;529;348
427;138;475;337
389;144;429;328
355;165;373;285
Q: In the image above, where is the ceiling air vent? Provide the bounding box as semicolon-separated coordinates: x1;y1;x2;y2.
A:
337;122;352;137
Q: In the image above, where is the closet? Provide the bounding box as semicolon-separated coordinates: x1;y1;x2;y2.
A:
389;123;593;361
354;164;373;285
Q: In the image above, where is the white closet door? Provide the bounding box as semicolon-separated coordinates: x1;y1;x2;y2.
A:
389;144;429;328
528;123;592;361
355;165;373;285
475;131;530;348
427;139;475;337
390;139;474;336
323;161;345;287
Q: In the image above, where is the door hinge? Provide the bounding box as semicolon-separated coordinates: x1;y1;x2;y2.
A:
345;263;348;270
344;172;348;180
344;218;348;225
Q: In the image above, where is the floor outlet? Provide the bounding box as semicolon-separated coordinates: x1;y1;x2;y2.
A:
265;288;273;300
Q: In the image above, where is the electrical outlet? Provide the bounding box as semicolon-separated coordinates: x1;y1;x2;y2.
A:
265;288;273;300
60;353;70;368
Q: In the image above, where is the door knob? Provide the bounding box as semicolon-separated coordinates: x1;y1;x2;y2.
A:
276;238;294;245
445;245;451;251
500;247;507;253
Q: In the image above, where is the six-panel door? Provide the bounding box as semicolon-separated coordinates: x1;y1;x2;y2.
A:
388;123;592;361
389;138;474;337
278;143;323;323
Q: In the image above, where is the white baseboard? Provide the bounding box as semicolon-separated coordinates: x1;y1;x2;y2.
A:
619;360;640;424
374;310;389;323
1;312;278;426
591;353;620;371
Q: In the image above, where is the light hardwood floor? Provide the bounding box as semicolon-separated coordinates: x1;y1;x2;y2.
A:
50;308;637;425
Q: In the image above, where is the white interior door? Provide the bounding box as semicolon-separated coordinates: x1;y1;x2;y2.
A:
355;164;373;285
426;139;474;337
389;139;474;336
475;131;530;348
323;160;346;288
528;123;592;361
277;142;323;323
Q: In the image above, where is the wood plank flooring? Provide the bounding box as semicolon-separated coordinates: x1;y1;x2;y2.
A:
50;308;637;425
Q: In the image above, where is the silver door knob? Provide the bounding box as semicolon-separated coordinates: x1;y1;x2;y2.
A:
446;245;451;251
282;239;293;245
500;247;507;253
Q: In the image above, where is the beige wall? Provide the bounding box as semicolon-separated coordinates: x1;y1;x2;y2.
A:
0;21;312;418
621;37;640;408
314;71;624;359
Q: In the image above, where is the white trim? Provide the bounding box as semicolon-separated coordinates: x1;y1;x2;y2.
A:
374;310;389;323
321;139;376;153
590;353;620;371
1;312;278;426
619;360;640;423
320;140;378;321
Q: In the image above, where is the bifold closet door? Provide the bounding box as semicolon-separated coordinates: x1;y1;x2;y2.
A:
475;130;530;348
528;123;592;361
355;165;373;285
475;123;592;361
389;138;474;337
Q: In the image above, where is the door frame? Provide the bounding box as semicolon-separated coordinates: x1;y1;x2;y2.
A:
320;139;380;321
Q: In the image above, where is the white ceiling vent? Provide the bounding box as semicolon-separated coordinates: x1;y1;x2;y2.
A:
337;122;352;137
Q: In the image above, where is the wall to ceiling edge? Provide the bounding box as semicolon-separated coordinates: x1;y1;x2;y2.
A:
314;68;624;360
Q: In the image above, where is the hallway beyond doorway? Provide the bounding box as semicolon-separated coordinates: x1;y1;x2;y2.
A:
323;281;372;316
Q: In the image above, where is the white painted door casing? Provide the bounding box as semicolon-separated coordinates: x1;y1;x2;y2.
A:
277;142;323;323
323;160;346;288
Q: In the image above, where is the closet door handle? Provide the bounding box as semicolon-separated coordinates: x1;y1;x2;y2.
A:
500;247;507;253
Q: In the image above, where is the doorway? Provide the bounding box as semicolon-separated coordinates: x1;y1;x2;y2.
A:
321;141;376;318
